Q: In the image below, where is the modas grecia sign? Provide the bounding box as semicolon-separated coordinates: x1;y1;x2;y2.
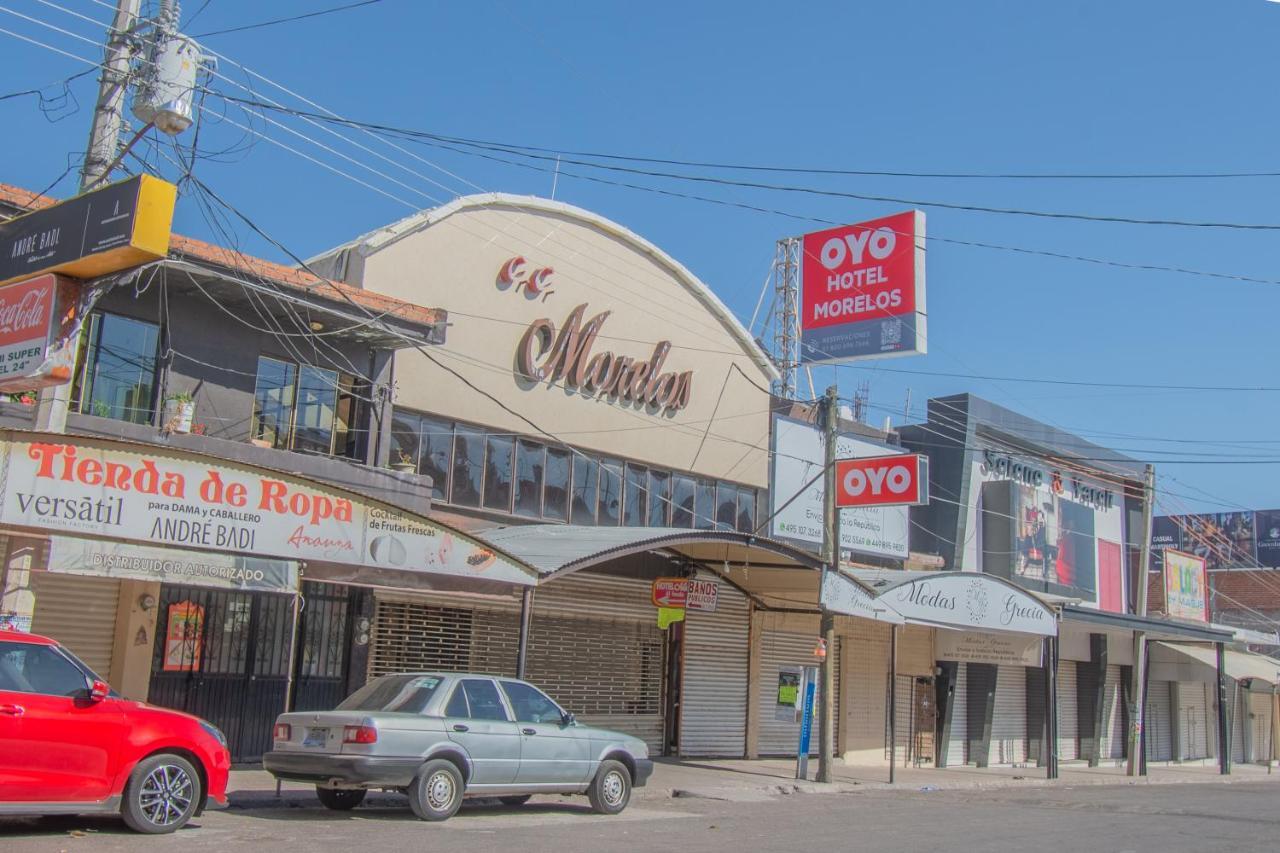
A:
0;436;535;587
799;210;926;364
835;453;929;508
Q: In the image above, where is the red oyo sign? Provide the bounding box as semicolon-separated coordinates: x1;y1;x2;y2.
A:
652;577;689;608
834;453;929;508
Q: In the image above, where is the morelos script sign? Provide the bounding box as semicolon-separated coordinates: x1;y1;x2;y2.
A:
883;573;1056;636
516;302;693;412
0;175;176;288
0;435;536;587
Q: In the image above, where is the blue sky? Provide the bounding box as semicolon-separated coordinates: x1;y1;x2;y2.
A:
3;0;1279;513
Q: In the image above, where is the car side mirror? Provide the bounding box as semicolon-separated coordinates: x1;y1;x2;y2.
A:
561;711;576;727
88;679;110;703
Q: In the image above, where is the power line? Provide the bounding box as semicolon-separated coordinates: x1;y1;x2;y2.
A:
193;0;386;38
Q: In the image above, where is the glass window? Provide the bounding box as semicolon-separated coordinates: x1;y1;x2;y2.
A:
571;455;598;525
332;374;360;459
420;417;453;501
451;427;484;507
337;674;442;713
78;313;160;425
293;365;340;454
671;474;696;528
251;356;297;450
647;470;671;527
543;447;570;522
624;464;648;527
444;684;469;718
514;439;544;518
737;487;756;533
0;642;89;697
599;460;623;526
389;410;422;472
483;435;514;512
500;681;564;724
696;480;716;530
460;678;509;722
716;484;738;531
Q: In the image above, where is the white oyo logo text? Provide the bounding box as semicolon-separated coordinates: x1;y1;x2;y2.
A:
819;227;897;271
842;463;912;498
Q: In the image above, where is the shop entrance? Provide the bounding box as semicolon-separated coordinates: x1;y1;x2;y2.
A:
148;581;358;763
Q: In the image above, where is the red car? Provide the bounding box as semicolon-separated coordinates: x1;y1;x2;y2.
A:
0;628;230;833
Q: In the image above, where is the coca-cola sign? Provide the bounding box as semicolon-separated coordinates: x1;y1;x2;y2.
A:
0;274;76;391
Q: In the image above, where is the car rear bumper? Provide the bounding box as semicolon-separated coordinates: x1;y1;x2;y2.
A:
632;759;654;788
263;751;422;787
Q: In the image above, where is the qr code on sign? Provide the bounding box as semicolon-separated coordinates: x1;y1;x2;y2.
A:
881;319;902;347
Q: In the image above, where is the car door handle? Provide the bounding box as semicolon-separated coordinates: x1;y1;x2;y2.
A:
452;724;469;732
0;704;24;717
522;728;537;736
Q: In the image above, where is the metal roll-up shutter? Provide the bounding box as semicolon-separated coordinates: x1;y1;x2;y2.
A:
992;665;1028;765
680;572;749;757
1231;684;1247;764
1057;661;1079;761
30;573;120;679
1100;664;1126;760
1177;681;1211;760
1145;680;1174;761
1250;692;1272;764
756;626;840;756
945;663;969;766
368;593;520;680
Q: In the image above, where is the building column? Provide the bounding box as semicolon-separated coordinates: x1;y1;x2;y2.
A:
1085;633;1108;767
967;663;997;768
935;660;959;768
745;603;762;759
515;588;534;679
1046;635;1059;780
1217;642;1231;775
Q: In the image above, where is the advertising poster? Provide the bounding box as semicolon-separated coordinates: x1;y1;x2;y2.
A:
1178;513;1256;571
799;210;927;364
0;435;535;587
1255;510;1280;567
770;415;909;560
162;601;204;672
1163;549;1207;622
1150;516;1182;573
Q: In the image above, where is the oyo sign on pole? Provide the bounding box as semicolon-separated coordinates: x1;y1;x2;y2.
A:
835;453;929;508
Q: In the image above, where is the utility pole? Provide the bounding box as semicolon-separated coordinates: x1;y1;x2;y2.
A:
35;0;141;434
817;384;838;783
1126;463;1156;776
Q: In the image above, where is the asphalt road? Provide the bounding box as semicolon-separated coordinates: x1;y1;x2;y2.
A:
2;782;1277;853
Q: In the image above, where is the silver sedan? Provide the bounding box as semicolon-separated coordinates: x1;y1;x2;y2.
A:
263;672;653;821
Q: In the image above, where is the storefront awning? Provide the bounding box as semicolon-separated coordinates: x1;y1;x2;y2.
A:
848;569;1058;636
475;524;902;621
1061;604;1234;644
1153;642;1280;687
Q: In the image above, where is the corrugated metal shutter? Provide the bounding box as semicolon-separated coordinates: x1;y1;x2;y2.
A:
1100;664;1126;760
368;595;519;679
756;625;840;756
1057;661;1079;761
1231;683;1246;764
30;572;120;679
680;572;749;757
837;617;889;763
1177;681;1211;760
945;663;968;766
1145;680;1174;761
992;665;1027;765
1250;692;1272;764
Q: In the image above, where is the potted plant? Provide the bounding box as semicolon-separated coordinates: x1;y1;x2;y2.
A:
391;448;416;473
163;391;196;434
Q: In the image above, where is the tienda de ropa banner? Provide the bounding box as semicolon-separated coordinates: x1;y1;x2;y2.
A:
799;210;926;364
0;434;536;587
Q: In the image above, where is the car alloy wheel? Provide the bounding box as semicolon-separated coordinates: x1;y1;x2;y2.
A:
139;763;195;827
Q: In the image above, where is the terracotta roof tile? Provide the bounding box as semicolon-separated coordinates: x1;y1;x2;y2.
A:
0;181;442;331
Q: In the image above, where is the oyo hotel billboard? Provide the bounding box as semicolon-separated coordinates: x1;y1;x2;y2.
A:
799;210;927;363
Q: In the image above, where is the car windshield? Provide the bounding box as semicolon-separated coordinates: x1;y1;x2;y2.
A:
337;675;443;713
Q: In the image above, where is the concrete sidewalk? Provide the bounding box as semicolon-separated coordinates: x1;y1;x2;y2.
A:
225;757;1280;809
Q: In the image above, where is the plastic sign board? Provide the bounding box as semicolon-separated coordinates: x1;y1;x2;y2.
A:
652;577;689;608
686;578;718;612
883;574;1056;636
820;570;904;623
799;209;927;364
0;175;176;288
1163;548;1208;622
835;453;929;508
48;535;298;593
0;274;80;392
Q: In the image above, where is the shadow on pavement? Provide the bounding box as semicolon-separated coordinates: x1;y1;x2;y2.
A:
0;813;208;839
225;794;601;823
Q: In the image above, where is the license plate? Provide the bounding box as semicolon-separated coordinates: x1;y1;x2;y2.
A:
303;727;329;748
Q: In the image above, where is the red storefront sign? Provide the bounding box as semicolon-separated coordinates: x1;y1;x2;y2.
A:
0;274;79;392
834;453;929;508
652;577;689;608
